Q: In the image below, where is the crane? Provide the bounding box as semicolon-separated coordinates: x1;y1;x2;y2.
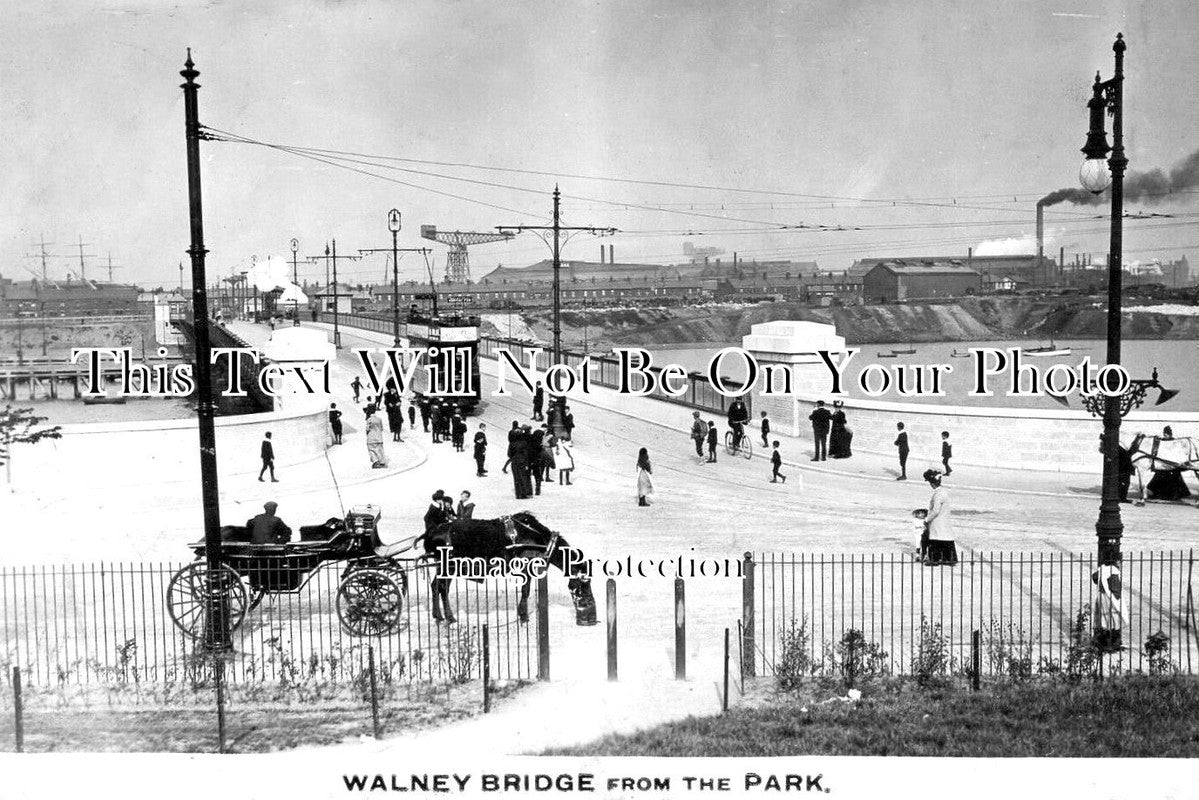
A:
420;225;514;284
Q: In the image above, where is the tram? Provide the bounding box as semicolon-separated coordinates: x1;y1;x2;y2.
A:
405;297;483;413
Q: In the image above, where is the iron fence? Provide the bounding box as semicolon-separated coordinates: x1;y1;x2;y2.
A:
747;550;1199;679
0;561;539;688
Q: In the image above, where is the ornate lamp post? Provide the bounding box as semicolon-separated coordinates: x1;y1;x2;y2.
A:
1079;34;1127;573
389;209;402;347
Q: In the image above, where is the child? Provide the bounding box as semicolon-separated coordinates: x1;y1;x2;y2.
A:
556;439;575;485
941;431;953;476
706;421;718;463
911;508;930;561
760;410;771;448
770;440;786;483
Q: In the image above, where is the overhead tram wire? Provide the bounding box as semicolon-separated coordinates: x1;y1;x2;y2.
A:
197;128;1133;215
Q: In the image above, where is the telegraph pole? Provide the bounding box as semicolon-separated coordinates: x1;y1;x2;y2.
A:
497;185;616;363
180;49;229;652
358;211;432;347
290;239;300;326
308;240;362;348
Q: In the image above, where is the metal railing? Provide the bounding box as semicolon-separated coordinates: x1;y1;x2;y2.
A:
0;561;538;687
747;550;1198;679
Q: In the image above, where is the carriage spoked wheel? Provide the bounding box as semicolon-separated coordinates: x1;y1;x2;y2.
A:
166;561;251;640
337;568;405;637
725;431;753;459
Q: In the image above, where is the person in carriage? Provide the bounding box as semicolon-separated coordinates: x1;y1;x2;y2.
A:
248;501;292;545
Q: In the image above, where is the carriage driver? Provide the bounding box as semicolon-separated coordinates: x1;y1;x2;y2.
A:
248;501;292;545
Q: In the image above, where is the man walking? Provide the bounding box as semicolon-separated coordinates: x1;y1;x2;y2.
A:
474;423;488;477
689;411;706;461
941;431;953;476
759;410;771;448
418;395;431;432
894;422;909;481
770;441;787;483
350;376;363;404
258;431;278;482
366;405;387;469
329;403;343;445
808;401;832;461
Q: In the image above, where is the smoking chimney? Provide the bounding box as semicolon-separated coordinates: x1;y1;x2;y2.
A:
1035;202;1045;263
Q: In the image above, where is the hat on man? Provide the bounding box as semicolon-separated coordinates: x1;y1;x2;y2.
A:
264;501;278;513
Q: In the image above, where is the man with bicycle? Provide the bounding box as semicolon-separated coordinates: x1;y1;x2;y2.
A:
727;397;750;450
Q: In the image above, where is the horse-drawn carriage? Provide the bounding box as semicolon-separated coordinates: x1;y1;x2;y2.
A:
166;505;413;639
166;506;598;640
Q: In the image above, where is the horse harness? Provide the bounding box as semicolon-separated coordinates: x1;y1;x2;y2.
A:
502;514;562;562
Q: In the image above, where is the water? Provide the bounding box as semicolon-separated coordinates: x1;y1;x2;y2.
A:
647;339;1199;411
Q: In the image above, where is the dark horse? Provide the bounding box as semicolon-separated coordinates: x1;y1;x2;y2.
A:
417;511;597;626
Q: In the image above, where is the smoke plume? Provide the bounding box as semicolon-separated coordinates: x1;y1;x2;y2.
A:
1039;148;1199;207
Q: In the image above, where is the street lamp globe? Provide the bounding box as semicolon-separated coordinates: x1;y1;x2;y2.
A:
1079;157;1112;194
388;209;401;233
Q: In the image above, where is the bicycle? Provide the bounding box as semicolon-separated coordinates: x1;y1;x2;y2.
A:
725;428;753;459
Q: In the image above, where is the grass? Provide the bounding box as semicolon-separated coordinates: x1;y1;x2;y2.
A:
0;680;525;753
546;677;1199;757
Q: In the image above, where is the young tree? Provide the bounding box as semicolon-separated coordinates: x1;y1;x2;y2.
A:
1;405;63;486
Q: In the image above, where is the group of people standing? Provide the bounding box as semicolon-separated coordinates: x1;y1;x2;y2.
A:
504;419;575;500
807;400;853;461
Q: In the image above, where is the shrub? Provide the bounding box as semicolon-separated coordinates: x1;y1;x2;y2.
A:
1039;609;1098;683
1145;631;1174;676
774;619;813;691
835;629;890;686
911;617;950;687
986;622;1033;683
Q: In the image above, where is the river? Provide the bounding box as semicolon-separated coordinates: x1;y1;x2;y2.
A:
647;339;1199;411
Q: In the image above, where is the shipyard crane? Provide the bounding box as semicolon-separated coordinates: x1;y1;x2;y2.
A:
420;225;514;283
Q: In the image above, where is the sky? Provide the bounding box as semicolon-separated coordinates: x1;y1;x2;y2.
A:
3;0;1199;288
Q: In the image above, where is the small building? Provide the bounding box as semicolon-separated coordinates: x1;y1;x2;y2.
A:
861;260;981;303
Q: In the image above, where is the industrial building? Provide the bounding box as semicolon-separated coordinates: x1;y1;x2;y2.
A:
860;260;981;302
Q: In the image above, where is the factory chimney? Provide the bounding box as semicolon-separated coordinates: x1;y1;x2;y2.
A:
1035;201;1046;284
600;245;605;265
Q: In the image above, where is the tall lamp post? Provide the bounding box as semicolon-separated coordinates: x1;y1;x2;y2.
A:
1078;34;1128;572
389;210;402;347
290;238;300;326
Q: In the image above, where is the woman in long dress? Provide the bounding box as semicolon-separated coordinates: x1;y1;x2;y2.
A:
829;401;853;458
922;469;952;539
636;447;654;507
365;405;387;468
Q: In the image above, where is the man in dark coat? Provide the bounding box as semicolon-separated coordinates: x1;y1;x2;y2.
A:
894;422;909;480
384;387;403;442
808;401;832;461
418;394;431;432
474;423;488;476
258;431;278;481
424;490;449;533
248;501;291;545
430;403;443;443
511;425;534;499
457;490;475;520
532;382;545;421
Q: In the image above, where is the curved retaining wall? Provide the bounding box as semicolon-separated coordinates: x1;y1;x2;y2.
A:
776;395;1199;473
9;406;329;490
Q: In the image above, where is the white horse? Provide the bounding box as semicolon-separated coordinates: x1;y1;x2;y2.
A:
1117;430;1199;507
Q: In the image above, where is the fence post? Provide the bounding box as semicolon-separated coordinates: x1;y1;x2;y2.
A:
741;553;756;677
368;645;381;736
722;627;730;713
674;578;686;680
536;574;550;681
482;625;491;714
971;630;981;691
737;619;745;695
12;666;23;753
606;579;618;681
214;657;227;754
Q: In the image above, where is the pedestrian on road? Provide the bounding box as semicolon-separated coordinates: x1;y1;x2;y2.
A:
503;420;519;475
636;447;654;507
418;395;431;432
457;491;475;520
452;414;467;452
759;411;771;448
829;401;852;459
511;425;533;499
530;427;546;496
532;382;545;421
809;401;832;461
365;405;387;469
474;423;489;477
706;421;718;463
384;387;404;442
540;426;557;483
430;402;443;443
689;411;706;461
258;431;278;482
770;441;787;483
562;405;575;442
248;501;291;545
407;400;416;429
922;469;953;541
894;422;909;481
351;377;363;404
329;403;343;445
556;439;575;485
941;431;953;476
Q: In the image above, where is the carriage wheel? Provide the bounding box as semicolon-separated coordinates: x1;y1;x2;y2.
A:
337;569;404;637
166;562;250;641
